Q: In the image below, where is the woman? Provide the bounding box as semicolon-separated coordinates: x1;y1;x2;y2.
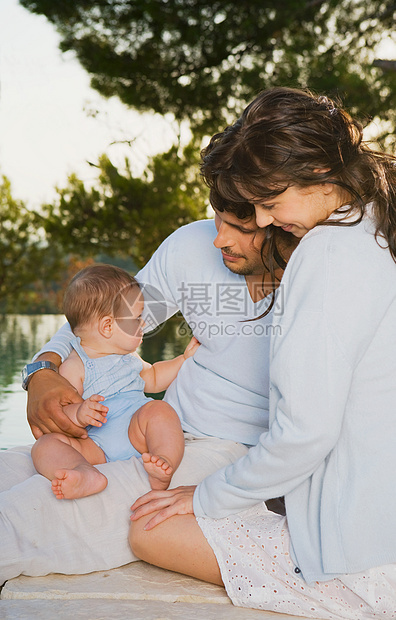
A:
129;87;396;619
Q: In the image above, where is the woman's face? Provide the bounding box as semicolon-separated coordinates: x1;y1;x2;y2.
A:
248;185;339;238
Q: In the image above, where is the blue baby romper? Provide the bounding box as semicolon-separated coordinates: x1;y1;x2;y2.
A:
70;337;152;462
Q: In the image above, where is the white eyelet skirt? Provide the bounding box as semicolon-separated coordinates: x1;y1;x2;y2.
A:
196;503;396;620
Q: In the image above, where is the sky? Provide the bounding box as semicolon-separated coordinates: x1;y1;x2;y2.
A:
1;0;395;209
0;0;184;208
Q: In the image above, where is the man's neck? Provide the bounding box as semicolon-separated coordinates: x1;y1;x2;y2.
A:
245;269;283;303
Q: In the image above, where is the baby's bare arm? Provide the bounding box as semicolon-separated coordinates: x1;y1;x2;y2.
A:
59;352;108;427
59;350;84;395
59;352;86;426
140;337;200;393
67;395;108;428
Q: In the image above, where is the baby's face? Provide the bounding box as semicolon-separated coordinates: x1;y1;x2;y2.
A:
113;285;145;353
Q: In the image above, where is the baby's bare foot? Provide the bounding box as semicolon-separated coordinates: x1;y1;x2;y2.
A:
51;465;107;500
142;453;173;490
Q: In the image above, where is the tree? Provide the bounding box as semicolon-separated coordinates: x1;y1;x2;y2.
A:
20;0;396;142
0;175;64;312
42;144;208;268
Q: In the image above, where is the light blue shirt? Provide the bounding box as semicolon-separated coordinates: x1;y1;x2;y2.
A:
194;215;396;582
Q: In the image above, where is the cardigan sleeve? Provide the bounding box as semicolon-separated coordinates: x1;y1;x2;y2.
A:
193;226;372;518
193;312;353;518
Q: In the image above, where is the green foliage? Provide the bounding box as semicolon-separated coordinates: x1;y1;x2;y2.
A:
20;0;396;140
12;0;396;312
42;144;208;268
0;175;64;312
0;146;206;312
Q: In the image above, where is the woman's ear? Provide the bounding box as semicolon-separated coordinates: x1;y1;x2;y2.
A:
99;315;114;338
322;182;335;195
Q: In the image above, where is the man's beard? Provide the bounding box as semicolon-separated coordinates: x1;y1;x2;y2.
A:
222;256;263;276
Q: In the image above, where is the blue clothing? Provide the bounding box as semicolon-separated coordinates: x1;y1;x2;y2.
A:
38;220;276;447
71;337;151;462
194;214;396;582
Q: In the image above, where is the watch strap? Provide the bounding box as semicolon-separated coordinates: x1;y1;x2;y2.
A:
22;360;59;391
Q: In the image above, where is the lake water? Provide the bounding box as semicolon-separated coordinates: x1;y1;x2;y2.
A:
0;314;189;450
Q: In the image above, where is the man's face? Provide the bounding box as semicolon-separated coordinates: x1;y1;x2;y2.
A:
213;208;267;276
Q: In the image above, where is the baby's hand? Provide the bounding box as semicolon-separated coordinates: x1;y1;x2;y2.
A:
183;336;201;360
76;394;108;427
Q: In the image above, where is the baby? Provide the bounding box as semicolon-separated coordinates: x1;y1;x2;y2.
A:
31;264;199;500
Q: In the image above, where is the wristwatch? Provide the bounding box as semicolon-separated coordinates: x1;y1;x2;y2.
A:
21;361;59;391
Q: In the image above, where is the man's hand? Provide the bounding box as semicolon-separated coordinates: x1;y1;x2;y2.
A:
130;485;196;530
27;369;85;439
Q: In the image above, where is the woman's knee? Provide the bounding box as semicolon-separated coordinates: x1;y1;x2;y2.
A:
128;518;152;561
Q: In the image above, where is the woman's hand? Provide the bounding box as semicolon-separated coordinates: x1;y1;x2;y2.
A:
130;485;196;530
27;370;85;439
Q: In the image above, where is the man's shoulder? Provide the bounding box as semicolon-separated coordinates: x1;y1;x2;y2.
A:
155;219;217;258
169;219;216;242
137;219;220;282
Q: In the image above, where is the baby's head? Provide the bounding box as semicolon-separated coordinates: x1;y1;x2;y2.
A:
64;265;144;348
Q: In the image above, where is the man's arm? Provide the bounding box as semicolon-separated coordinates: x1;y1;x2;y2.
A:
27;351;85;439
26;322;88;438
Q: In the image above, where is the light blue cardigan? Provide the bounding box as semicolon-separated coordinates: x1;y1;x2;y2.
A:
194;214;396;583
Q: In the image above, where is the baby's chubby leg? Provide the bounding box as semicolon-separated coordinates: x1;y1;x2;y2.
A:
31;433;107;500
129;401;184;490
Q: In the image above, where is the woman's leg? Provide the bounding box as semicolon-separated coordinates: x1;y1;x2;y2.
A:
129;512;223;586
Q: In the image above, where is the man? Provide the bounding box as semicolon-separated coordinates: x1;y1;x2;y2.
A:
0;209;293;584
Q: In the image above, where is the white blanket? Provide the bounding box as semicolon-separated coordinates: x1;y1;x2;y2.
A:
0;435;248;583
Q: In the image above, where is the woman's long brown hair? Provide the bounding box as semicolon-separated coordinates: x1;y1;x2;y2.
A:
202;87;396;265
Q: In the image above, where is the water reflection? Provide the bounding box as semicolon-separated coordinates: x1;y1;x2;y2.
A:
0;315;67;448
0;315;67;394
0;314;190;448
